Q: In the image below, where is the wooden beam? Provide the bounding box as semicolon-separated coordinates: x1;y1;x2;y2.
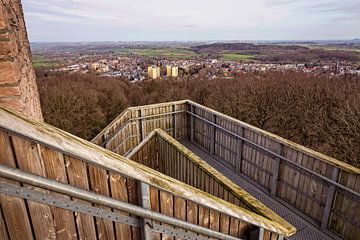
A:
321;167;339;230
210;114;216;155
271;142;282;196
172;104;177;138
235;127;244;173
190;105;194;143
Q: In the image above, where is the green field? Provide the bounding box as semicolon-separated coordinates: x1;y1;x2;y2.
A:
220;53;254;61
32;55;60;68
116;48;197;59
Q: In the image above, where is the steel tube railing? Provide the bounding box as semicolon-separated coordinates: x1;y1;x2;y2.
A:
186;110;360;199
0;164;241;240
99;105;360;199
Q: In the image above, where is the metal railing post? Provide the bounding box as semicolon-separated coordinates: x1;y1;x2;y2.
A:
271;143;282;196
258;228;264;240
210;114;216;155
139;109;145;141
321;167;339;230
172;104;177;138
190;105;194;143
139;182;152;240
235;127;244;173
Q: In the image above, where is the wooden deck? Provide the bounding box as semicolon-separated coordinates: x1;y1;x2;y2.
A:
180;140;336;240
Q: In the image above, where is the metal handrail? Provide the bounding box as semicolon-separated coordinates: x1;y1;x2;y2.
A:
100;107;360;199
0;164;241;240
186;110;360;198
0;107;293;236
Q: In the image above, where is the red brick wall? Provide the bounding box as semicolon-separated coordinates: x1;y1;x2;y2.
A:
0;0;43;121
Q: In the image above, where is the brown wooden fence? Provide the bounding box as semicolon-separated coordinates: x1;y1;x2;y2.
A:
0;107;292;240
94;100;360;240
127;129;295;239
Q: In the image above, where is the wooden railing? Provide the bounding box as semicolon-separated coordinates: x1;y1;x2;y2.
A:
92;100;188;156
94;100;360;240
0;107;293;240
127;129;295;239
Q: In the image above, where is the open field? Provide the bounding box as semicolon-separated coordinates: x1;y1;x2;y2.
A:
116;48;197;59
294;44;360;53
220;53;254;61
32;55;60;68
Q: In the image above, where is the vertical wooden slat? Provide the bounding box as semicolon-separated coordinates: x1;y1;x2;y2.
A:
160;191;174;240
0;205;9;240
229;218;239;237
235;127;243;173
210;114;216;155
140;109;145;141
88;166;115;240
321;167;339;229
187;200;198;229
209;209;220;240
40;147;78;239
271;142;282;196
190;105;194;142
11;136;56;239
109;174;132;240
174;197;186;240
149;187;161;240
0;131;34;240
220;214;230;235
65;156;97;240
128;179;141;240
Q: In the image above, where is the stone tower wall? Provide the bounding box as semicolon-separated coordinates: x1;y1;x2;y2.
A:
0;0;43;121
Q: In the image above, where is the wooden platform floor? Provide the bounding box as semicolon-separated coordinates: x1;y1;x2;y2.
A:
180;140;337;240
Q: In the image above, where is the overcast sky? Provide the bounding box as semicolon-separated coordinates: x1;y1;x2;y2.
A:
22;0;360;42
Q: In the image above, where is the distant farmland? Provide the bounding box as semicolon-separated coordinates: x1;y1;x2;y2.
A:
32;55;60;68
220;53;254;61
116;48;197;59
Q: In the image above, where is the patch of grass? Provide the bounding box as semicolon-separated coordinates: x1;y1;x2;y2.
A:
220;53;254;61
116;48;197;59
295;44;360;52
33;55;60;68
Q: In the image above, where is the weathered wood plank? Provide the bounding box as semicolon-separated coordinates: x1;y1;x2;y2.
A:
220;214;230;235
0;131;33;240
88;165;115;240
109;173;132;240
160;191;174;240
40;146;78;239
149;187;161;240
209;209;220;240
127;179;141;240
174;196;186;240
65;155;97;240
0;205;9;240
11;135;56;239
229;218;239;237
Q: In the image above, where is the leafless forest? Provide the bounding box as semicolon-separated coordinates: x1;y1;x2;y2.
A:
36;69;360;167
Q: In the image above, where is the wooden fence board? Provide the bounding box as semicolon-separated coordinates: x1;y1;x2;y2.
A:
0;131;34;240
40;147;77;239
11;136;56;239
109;173;132;240
65;156;97;240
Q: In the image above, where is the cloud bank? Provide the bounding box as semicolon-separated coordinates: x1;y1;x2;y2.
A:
23;0;360;41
